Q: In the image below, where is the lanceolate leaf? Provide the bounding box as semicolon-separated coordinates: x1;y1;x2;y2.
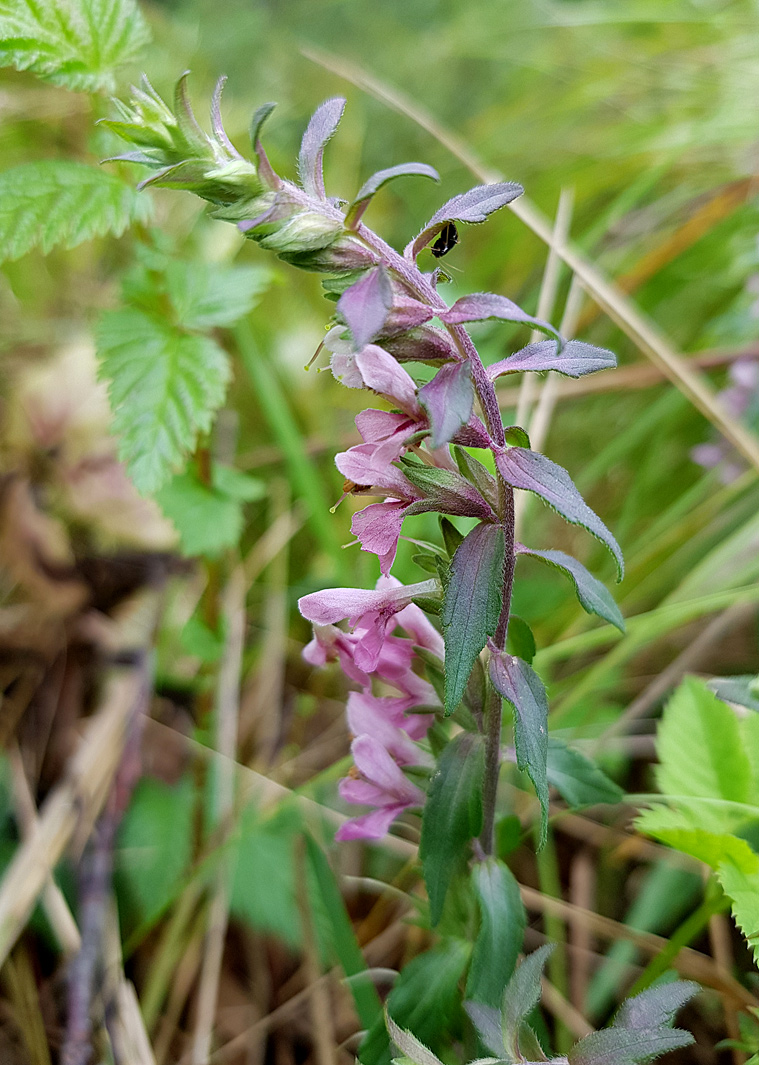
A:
419;732;485;925
442;523;505;715
489;651;549;845
488;340;616;380
97;308;230;494
466;858;526;1008
439;293;561;343
410;182;523;257
386;1014;445;1065
418;360;475;448
0;162;150;263
515;545;624;631
298;96;346;199
568;1026;694;1065
500;945;554;1061
614;982;700;1031
347;163;440;227
496;448;624;579
0;0;150;92
546;739;624;808
337;266;392;350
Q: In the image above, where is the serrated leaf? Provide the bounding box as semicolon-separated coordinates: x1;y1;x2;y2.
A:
505;616;536;664
156;468;244;557
489;652;549;846
516;545;624;632
501;945;553;1061
495;448;624;580
568;1026;694;1065
164;262;272;329
717;856;759;965
655;677;753;828
347;163;439;227
298;96;345;199
614;982;700;1031
0;161;150;263
487;340;616;380
0;0;150;92
337;266;393;349
439;293;562;343
386;1014;445;1065
546;739;623;808
97;308;231;494
418;360;474;448
419;733;485;925
213;464;265;502
635;819;757;872
360;940;470;1065
467;859;526;1008
442;524;505;715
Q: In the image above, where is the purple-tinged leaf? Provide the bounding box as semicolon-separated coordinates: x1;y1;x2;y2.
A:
489;651;549;846
547;739;624;807
174;73;209;154
516;545;624;631
614;982;700;1032
466;858;525;1008
337;267;392;350
568;1026;694;1065
401;460;495;522
418;361;474;448
453;447;499;512
298;97;346;199
439;293;562;342
499;945;553;1061
409;182;523;257
442;524;505;715
381;296;436;336
249;101;279;187
419;732;485;924
210;77;243;159
464;1002;504;1058
346;163;439;227
488;339;617;380
496;448;624;579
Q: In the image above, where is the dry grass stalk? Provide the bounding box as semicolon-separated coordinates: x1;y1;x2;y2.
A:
0;657;152;968
541;975;593;1040
191;568;247;1065
102;900;157;1065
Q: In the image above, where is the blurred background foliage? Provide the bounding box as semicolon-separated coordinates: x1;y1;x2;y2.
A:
1;0;759;1060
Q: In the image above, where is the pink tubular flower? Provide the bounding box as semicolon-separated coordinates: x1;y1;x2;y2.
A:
298;576;439;672
336;734;426;841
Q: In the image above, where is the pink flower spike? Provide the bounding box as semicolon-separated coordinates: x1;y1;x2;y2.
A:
335;804;409;841
351;500;407;575
346;691;434;766
335;734;426;841
298;578;439;628
355;408;415;445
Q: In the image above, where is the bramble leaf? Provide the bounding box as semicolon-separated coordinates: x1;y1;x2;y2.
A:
418;360;474;448
466;858;525;1008
489;651;549;846
0;0;150;92
0;161;150;263
97;308;231;494
420;732;485;925
515;545;624;631
496;448;624;579
442;523;505;715
161;262;272;329
156;464;264;557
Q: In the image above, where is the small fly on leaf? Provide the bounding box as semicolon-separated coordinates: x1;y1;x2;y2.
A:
431;222;458;258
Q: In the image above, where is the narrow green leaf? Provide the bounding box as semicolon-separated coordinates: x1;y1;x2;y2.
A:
305;836;382;1031
440;517;464;558
500;945;553;1061
0;162;150;263
489;653;549;846
546;739;623;808
419;733;485;925
442;524;505;715
0;0;150;92
466;859;526;1008
97;308;231;495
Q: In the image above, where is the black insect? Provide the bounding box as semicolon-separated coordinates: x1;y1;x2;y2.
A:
430;222;459;258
